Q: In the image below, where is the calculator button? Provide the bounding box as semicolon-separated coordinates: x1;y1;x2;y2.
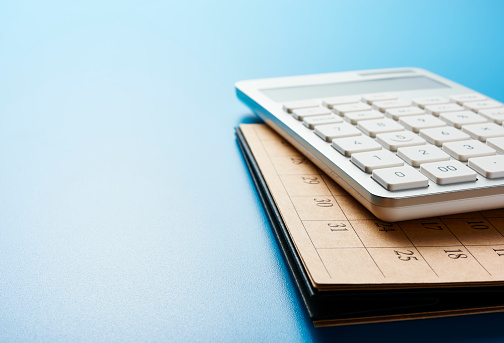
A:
462;123;504;142
376;131;426;151
468;155;504;179
412;96;450;109
372;100;411;112
424;103;465;116
332;103;372;115
357;118;404;137
322;96;361;108
361;93;397;104
344;110;384;124
419;127;470;146
303;114;343;129
479;108;504;124
464;100;503;112
283;100;319;113
331;136;382;157
372;166;429;191
442;140;496;162
351;150;404;173
385;106;425;120
486;137;504;154
292;106;332;120
397;145;451;167
449;93;487;105
420;160;477;185
399;115;446;133
439;111;488;129
314;123;361;142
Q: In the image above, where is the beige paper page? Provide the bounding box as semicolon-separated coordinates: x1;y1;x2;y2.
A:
240;123;504;290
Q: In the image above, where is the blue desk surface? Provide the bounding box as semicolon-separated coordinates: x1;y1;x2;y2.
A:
1;1;504;341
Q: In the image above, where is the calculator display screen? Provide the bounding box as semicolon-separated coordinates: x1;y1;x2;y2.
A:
260;76;449;102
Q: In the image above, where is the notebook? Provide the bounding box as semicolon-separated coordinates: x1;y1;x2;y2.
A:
236;123;504;326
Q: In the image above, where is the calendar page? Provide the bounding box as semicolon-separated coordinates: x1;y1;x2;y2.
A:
240;124;504;290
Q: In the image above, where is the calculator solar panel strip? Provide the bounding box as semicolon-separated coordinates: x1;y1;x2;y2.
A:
235;68;504;221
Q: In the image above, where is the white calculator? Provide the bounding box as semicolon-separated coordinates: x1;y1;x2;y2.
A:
235;68;504;221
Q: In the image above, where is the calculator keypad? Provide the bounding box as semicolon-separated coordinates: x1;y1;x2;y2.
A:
283;92;504;190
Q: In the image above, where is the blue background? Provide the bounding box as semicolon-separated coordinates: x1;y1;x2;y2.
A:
1;1;504;341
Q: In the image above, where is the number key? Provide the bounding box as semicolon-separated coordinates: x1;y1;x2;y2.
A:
315;122;361;142
357;118;404;137
351;150;404;173
399;114;446;133
376;131;426;151
419;126;470;146
442;140;496;162
397;145;451;167
372;165;429;191
420;160;477;185
331;135;382;157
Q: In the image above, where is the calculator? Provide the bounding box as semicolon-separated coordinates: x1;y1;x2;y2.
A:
235;68;504;221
